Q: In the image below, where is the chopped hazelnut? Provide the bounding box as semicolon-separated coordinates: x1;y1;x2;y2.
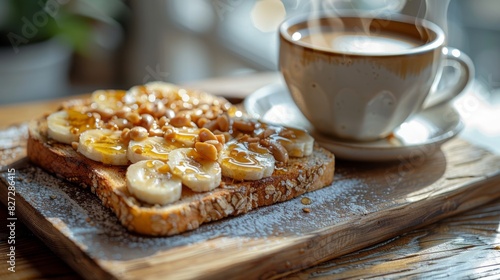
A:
139;114;155;130
195;142;218;161
233;120;255;133
216;114;230;132
199;128;217;142
125;112;141;124
129;127;149;141
170;115;191;128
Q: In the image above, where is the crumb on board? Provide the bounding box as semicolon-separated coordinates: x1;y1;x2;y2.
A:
301;197;311;205
302;208;311;213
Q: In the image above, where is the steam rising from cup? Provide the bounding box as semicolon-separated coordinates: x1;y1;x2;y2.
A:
298;0;450;53
424;0;450;42
301;0;408;53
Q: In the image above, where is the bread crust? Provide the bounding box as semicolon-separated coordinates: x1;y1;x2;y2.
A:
28;117;335;236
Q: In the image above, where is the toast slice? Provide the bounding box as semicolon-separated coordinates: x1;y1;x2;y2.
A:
28;117;335;236
26;82;335;236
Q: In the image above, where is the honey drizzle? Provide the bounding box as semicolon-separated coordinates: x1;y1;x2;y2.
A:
223;142;268;171
66;109;98;135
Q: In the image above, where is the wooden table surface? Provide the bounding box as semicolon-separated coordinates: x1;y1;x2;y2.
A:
1;73;500;279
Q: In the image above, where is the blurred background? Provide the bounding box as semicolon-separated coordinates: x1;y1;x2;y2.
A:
0;0;499;105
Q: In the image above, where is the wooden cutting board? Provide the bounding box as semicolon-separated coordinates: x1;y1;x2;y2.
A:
1;123;500;280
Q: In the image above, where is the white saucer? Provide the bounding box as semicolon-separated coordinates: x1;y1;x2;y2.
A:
244;83;464;161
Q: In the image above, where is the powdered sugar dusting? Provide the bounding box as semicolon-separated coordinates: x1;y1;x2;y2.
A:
0;123;28;149
0;123;28;170
0;162;395;261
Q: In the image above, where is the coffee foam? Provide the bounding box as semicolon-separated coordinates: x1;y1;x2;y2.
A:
303;31;421;54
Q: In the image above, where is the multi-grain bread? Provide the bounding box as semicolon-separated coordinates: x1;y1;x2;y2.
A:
27;82;335;236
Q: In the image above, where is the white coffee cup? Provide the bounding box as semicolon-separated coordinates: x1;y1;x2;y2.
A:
279;13;473;142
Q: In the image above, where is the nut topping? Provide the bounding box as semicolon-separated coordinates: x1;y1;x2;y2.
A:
260;138;289;163
216;114;230;132
195;142;218;161
129;127;149;141
232;120;255;133
199;128;217;142
170;115;192;128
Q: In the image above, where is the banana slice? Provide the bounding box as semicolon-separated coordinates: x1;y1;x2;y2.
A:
90;90;126;116
219;140;275;181
144;81;179;94
47;110;98;144
126;160;182;205
78;129;128;165
168;148;221;192
125;82;178;104
127;127;201;163
172;127;200;147
127;136;173;163
272;127;314;157
255;124;314;158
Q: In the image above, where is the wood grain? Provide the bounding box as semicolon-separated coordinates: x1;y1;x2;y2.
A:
1;122;500;279
0;124;82;279
3;194;500;279
0;208;82;280
288;199;500;279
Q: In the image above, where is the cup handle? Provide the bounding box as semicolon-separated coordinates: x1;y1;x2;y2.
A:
422;47;475;110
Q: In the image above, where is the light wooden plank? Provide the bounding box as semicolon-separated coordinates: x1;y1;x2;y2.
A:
288;199;500;279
